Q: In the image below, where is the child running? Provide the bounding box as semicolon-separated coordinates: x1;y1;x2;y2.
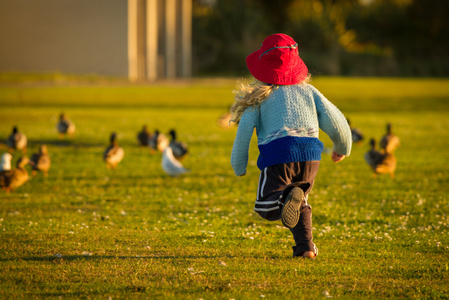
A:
230;33;352;259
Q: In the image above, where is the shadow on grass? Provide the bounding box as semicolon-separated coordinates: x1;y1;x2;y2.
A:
58;174;163;181
0;254;237;262
27;139;104;148
27;139;161;151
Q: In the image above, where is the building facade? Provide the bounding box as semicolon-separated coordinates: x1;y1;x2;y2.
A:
0;0;192;81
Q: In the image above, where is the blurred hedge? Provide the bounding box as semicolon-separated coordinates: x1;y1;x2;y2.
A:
192;0;449;77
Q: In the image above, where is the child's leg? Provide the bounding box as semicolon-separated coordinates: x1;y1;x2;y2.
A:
254;163;310;221
253;162;318;219
253;166;284;221
253;161;320;257
290;196;318;257
286;161;320;257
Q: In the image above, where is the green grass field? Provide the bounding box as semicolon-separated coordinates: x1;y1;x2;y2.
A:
1;76;449;299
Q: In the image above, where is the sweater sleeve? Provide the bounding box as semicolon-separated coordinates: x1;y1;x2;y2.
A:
310;85;352;156
231;107;258;176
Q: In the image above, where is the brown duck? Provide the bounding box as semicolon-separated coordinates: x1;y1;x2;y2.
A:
168;129;188;160
137;125;152;147
57;113;76;138
380;123;400;154
364;138;396;179
217;112;235;128
103;132;125;169
0;156;29;193
6;126;27;153
29;144;51;177
347;118;364;145
148;129;168;154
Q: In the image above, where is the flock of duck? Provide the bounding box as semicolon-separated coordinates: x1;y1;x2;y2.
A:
136;126;189;176
349;120;400;179
0;113;190;193
0;112;399;193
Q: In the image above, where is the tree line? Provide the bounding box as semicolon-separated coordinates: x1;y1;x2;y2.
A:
192;0;449;77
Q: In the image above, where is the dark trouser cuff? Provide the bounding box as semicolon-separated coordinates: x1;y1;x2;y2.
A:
292;243;317;257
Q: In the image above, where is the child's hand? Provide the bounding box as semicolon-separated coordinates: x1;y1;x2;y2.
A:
331;151;346;163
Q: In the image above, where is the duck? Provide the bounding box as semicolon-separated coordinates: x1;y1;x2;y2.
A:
29;144;51;177
364;139;383;174
0;156;29;193
364;138;396;179
137;125;152;147
168;129;188;160
0;153;12;172
57;113;76;138
103;132;125;169
160;138;190;177
217;112;235;128
6;126;27;153
0;153;13;190
380;123;400;154
347;118;364;144
148;129;168;153
375;152;397;179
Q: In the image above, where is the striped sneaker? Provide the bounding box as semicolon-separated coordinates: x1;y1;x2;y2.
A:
281;187;304;228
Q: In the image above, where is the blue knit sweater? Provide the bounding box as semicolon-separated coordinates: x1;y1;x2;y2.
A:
231;84;352;176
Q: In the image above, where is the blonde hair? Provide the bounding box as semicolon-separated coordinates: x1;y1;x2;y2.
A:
230;75;311;124
230;80;278;124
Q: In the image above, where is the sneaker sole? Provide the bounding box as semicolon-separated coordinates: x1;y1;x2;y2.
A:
281;187;304;228
292;245;319;259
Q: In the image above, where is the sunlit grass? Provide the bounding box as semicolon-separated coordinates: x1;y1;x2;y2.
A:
0;76;448;298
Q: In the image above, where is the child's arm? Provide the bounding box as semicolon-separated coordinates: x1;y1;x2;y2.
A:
310;86;352;158
231;108;258;176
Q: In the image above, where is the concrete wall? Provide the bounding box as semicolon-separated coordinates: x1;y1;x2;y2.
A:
0;0;128;76
127;0;192;81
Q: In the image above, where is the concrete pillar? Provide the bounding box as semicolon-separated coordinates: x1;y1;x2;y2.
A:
128;0;138;81
180;0;192;78
146;0;158;81
165;0;176;78
129;0;191;81
136;0;147;80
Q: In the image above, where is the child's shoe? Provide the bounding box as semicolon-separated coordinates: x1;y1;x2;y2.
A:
301;251;316;259
281;187;304;228
292;245;318;259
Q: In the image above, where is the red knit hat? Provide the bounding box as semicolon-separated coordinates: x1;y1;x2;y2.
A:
246;33;308;85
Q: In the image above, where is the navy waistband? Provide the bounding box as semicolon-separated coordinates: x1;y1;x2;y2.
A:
257;136;323;170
